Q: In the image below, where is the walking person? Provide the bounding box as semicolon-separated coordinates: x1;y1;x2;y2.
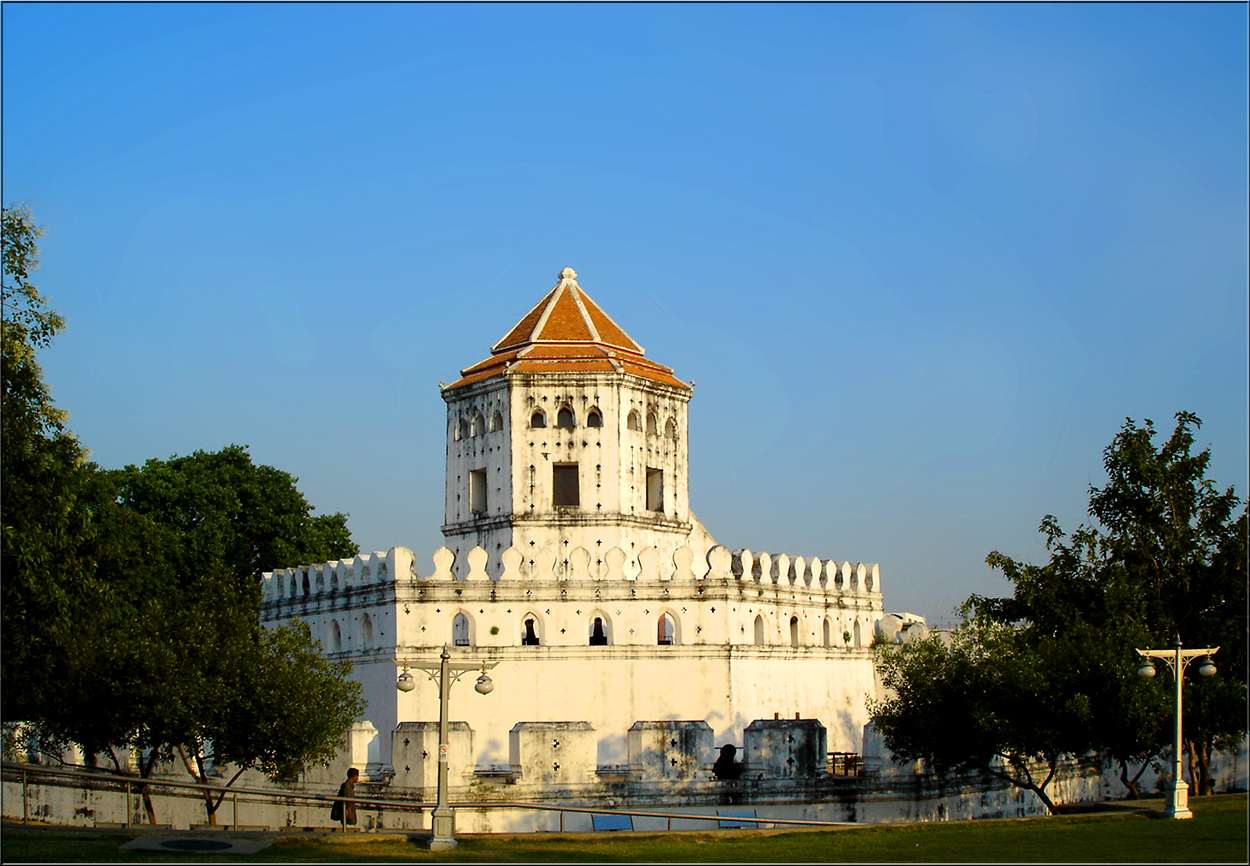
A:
329;767;359;829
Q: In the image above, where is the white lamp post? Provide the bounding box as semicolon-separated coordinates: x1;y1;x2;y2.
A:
1135;637;1218;819
396;645;497;849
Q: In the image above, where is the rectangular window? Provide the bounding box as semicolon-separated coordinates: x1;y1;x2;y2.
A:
646;468;664;512
553;464;580;507
470;469;487;514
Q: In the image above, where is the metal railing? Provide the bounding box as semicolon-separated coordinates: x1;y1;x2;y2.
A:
2;761;861;832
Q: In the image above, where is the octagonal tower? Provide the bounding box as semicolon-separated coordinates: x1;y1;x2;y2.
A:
440;267;716;577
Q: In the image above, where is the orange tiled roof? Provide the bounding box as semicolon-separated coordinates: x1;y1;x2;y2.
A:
446;268;689;391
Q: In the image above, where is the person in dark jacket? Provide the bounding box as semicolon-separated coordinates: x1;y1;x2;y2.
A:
712;744;744;780
330;767;359;827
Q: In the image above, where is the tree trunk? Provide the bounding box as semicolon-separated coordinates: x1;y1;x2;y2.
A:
177;745;220;824
139;750;160;826
1118;759;1141;800
1191;740;1214;796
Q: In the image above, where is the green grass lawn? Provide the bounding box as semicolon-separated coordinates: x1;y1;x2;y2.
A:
1;794;1246;863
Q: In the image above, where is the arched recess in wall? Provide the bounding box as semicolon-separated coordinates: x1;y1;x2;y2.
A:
822;617;831;648
627;410;642;431
330;620;342;653
490;410;503;432
657;612;677;646
530;409;546;429
361;614;374;651
302;572;311;596
453;612;472;647
753;614;766;646
520;612;543;646
853;619;862;648
589;611;612;645
471;413;486;436
790;616;800;647
455;418;469;440
330;570;339;593
646;411;659;435
586;408;603;428
556;406;575;428
665;418;677;439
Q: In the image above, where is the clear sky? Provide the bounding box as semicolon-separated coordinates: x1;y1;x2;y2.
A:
4;2;1246;622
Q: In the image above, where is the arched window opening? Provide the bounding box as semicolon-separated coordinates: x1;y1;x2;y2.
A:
590;616;609;646
331;620;342;654
490;411;503;432
790;616;800;647
646;412;659;435
556;406;575;428
853;620;862;647
361;614;374;651
453;613;471;647
627;410;642;431
522;617;541;646
302;572;310;596
753;615;765;646
455;418;469;440
471;413;486;436
665;418;677;439
657;613;675;646
586;408;603;428
530;410;546;429
822;617;831;648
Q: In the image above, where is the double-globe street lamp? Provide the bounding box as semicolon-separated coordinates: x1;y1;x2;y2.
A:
1135;637;1218;820
397;646;497;849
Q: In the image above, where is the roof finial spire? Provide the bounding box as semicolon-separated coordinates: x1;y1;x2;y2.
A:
558;267;578;284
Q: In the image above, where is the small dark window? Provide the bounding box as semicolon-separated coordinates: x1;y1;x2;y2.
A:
587;409;603;428
530;411;546;428
453;613;471;647
590;617;608;646
790;616;800;647
646;468;663;512
522;618;541;646
556;406;575;428
470;469;487;514
553;464;580;507
657;613;675;645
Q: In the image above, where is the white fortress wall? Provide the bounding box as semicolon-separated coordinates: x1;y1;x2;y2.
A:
261;543;884;770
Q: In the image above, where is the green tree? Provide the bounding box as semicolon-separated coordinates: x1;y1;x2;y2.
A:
3;207;367;822
871;620;1098;815
870;412;1246;809
1;203;104;723
113;444;357;585
975;412;1246;798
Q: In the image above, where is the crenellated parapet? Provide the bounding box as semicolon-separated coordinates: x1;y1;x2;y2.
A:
261;543;880;605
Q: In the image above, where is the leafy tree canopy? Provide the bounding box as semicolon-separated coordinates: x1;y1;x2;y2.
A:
871;412;1246;808
112;444;358;585
2;205;367;824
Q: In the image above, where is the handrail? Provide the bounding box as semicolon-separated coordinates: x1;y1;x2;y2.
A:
0;763;424;812
1;761;859;830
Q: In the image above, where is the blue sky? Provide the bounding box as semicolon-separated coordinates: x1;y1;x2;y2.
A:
4;2;1246;621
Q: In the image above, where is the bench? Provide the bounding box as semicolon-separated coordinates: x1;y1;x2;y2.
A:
717;809;760;828
591;813;634;831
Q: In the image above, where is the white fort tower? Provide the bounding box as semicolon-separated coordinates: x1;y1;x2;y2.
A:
262;267;885;778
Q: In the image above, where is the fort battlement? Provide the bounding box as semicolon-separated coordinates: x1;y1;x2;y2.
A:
261;544;881;603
